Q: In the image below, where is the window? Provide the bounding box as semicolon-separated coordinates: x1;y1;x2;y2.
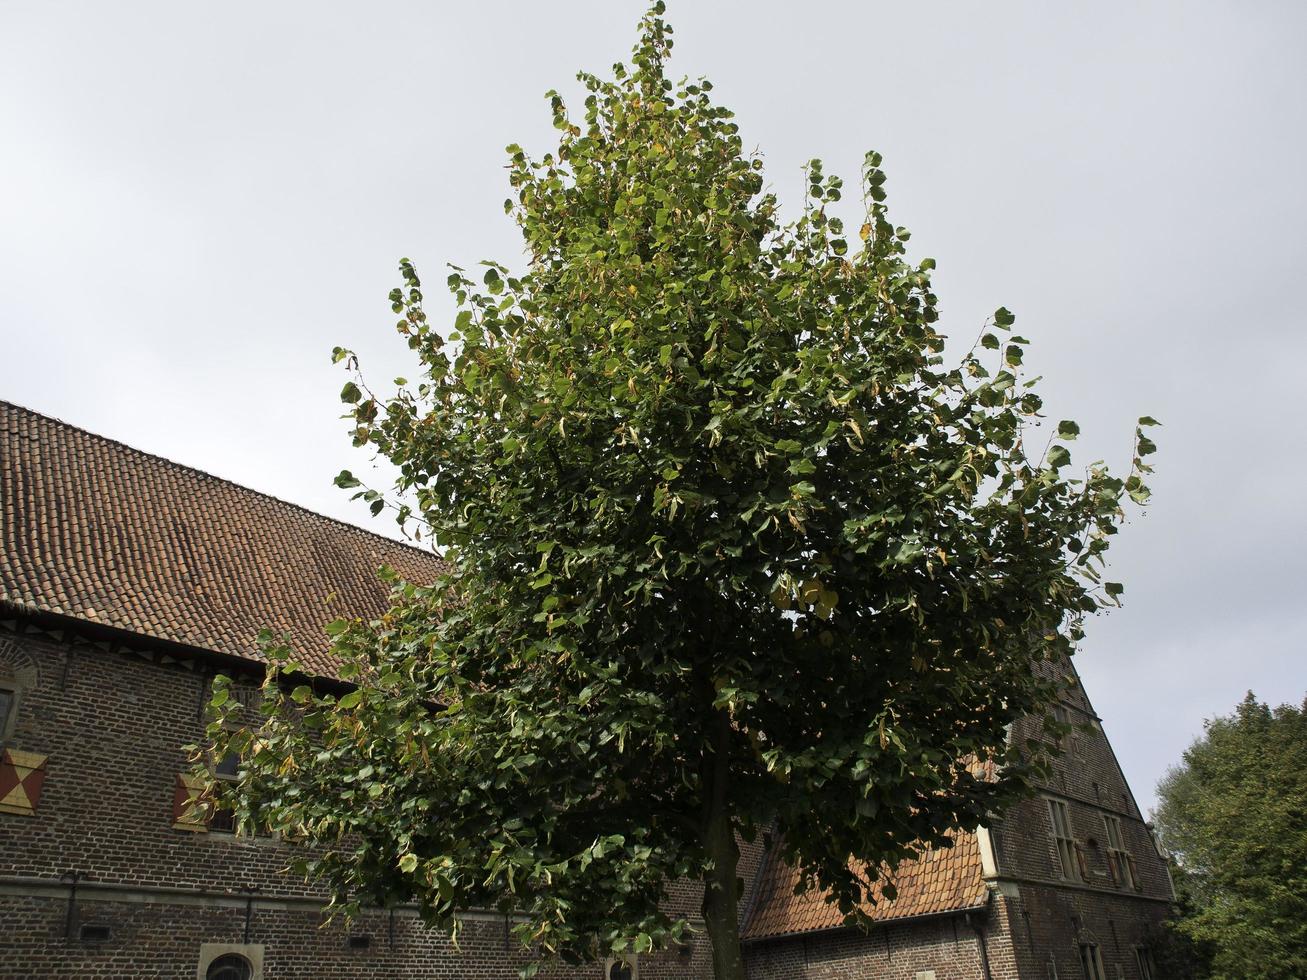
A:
604;956;637;980
1102;815;1134;888
1134;947;1155;980
1078;943;1106;980
199;943;262;980
206;953;254;980
214;750;240;780
206;730;271;837
208;747;241;833
1048;799;1077;880
0;686;16;744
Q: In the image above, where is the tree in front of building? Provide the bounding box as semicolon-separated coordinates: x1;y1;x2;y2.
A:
206;6;1156;978
1154;692;1307;980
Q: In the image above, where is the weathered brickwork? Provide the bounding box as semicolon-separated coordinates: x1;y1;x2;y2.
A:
744;898;1022;980
997;884;1165;980
739;665;1171;980
0;623;1172;979
0;621;726;978
0;892;714;979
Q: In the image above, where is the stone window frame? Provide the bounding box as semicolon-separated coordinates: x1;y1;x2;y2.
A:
197;943;264;980
1050;702;1072;749
602;954;638;980
1046;797;1078;881
1101;814;1134;889
1077;942;1107;980
0;681;19;749
1133;946;1155;980
204;724;244;835
0;637;38;749
201;723;282;840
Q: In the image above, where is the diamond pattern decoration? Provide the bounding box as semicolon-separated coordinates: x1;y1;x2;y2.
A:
0;748;48;816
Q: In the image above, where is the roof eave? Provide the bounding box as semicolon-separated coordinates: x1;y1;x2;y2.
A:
740;896;991;946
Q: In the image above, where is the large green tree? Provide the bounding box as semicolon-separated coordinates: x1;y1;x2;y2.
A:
1154;692;1307;980
208;6;1155;978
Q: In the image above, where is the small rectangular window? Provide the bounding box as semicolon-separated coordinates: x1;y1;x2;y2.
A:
79;924;111;942
209;744;241;833
214;750;240;781
0;687;15;742
1078;943;1106;980
1050;703;1072;749
207;733;269;837
1048;799;1077;880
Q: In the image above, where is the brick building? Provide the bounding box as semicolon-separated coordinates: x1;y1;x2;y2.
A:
0;401;1171;979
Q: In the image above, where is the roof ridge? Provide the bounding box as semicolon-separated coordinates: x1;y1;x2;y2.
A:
0;398;437;560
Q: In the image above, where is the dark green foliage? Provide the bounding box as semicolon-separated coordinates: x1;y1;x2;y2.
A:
203;6;1154;978
1155;692;1307;980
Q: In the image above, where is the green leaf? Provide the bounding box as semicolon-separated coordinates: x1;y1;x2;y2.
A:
1057;420;1080;440
339;382;362;404
337;690;363;710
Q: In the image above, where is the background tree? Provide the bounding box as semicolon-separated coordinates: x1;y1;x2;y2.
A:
1154;692;1307;980
207;6;1155;978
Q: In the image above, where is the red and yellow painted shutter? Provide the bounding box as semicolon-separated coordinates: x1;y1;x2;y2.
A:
0;749;48;816
172;772;209;832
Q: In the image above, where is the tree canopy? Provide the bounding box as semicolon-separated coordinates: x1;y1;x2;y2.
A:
1154;692;1307;980
205;6;1156;978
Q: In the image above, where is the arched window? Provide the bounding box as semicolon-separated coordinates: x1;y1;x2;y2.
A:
206;953;253;980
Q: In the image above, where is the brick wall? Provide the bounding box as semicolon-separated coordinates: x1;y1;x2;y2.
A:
743;898;1024;980
749;659;1173;980
999;885;1166;980
0;892;713;979
983;663;1171;979
0;620;732;978
0;618;1172;980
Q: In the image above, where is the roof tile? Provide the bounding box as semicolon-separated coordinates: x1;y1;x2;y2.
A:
0;401;446;678
742;830;988;941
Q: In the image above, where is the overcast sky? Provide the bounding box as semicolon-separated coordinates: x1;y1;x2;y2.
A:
3;1;1304;814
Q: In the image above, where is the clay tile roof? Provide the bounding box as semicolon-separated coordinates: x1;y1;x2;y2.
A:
0;401;447;679
741;830;988;941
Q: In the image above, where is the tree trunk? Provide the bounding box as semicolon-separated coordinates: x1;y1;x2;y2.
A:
701;709;747;980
